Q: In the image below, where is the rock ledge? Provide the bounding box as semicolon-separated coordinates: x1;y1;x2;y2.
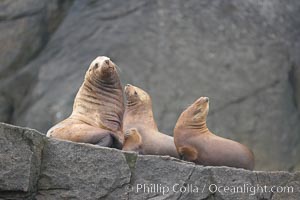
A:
0;122;299;200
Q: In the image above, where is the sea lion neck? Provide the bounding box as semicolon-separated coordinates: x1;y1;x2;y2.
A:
176;115;209;134
125;94;152;111
190;122;208;133
124;104;158;130
193;121;209;133
125;99;140;107
72;72;124;132
86;72;120;88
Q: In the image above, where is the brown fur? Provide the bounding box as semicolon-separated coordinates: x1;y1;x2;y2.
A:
122;128;143;153
47;56;124;149
174;97;255;170
123;84;179;158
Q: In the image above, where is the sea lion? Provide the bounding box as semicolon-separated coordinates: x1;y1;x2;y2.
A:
122;128;143;153
47;56;124;149
123;84;179;158
174;97;255;170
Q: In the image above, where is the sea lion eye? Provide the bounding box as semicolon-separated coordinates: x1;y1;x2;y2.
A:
94;63;99;68
134;91;138;95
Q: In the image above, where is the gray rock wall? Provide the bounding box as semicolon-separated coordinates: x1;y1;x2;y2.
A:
0;123;299;200
0;0;73;122
0;0;300;171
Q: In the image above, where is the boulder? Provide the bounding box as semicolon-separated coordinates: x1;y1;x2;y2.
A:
0;123;44;199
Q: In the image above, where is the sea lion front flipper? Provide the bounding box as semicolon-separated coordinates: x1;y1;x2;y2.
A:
91;129;123;149
66;125;116;148
123;128;143;153
178;146;198;162
48;123;116;148
95;134;113;147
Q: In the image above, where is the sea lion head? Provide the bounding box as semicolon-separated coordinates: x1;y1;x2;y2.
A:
124;84;151;107
183;97;209;123
86;56;119;82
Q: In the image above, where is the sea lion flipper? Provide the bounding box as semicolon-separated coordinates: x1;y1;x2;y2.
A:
109;132;123;150
123;128;143;153
95;134;113;147
178;146;198;161
91;129;123;149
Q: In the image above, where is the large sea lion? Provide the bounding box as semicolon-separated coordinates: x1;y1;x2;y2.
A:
47;56;124;149
174;97;254;170
122;84;179;158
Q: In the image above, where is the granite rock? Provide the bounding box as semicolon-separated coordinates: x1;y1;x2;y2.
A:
0;123;300;200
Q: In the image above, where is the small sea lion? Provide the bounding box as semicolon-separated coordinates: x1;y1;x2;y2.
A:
47;56;124;149
174;97;255;170
123;84;179;158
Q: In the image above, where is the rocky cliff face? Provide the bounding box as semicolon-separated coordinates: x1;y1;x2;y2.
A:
0;0;73;123
0;123;299;200
0;0;300;171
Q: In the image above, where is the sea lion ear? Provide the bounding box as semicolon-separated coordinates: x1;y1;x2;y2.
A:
135;91;144;101
198;107;202;113
193;111;204;120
